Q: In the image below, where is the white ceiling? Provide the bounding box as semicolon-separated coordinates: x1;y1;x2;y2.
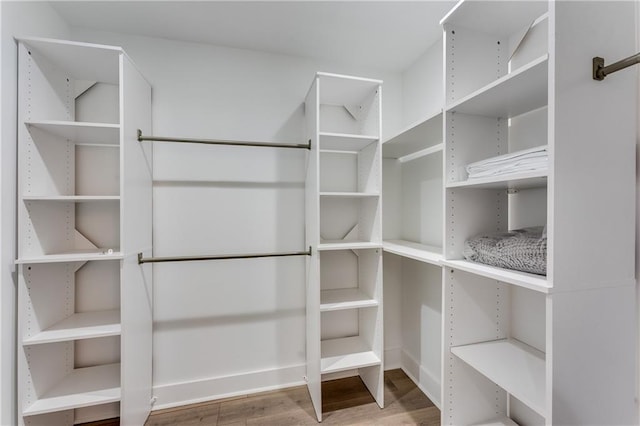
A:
50;1;456;72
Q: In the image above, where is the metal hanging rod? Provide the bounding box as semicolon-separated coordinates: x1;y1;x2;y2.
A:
138;248;312;264
137;130;310;150
593;52;640;81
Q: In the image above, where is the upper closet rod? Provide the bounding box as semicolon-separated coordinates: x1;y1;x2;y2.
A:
593;52;640;80
137;130;310;150
138;248;312;264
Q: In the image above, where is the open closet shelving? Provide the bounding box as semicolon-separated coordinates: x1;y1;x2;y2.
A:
382;109;444;266
16;37;153;425
439;1;637;425
305;72;384;422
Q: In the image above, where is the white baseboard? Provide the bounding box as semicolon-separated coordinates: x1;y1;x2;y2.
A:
151;348;433;412
74;402;120;424
384;346;402;370
400;350;441;409
152;364;306;411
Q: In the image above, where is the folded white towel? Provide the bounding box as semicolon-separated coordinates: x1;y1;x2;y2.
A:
466;145;547;179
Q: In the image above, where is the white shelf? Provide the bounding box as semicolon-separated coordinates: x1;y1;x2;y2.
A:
474;417;519;426
26;121;120;145
23;310;121;345
319;192;379;198
441;259;551;293
16;249;124;265
440;1;548;37
22;363;121;416
396;143;443;163
320;289;378;312
447;55;548;118
321;336;381;374
382;111;442;159
446;170;547;190
19;37;121;84
383;240;443;266
23;195;120;202
316;72;381;106
319;132;378;151
318;240;382;251
451;339;546;417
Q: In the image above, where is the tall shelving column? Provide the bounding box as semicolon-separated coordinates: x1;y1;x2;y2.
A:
380;111;444;406
439;1;637;425
305;72;384;422
15;38;153;426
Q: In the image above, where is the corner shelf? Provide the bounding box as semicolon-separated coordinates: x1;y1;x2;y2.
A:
451;339;546;417
441;259;550;293
446;55;548;118
382;111;443;159
446;170;548;190
321;336;381;374
22;363;121;416
23;310;121;345
25;121;120;145
383;240;443;266
320;289;378;312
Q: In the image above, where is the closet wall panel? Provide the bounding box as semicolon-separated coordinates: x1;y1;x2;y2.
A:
70;28;404;409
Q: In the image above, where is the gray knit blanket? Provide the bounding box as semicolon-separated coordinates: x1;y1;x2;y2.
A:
462;226;547;275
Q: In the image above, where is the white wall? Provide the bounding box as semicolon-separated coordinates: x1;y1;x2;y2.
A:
401;38;443;128
0;2;70;424
69;27;403;409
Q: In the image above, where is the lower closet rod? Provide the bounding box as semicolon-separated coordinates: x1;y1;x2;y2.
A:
138;248;312;265
137;130;311;150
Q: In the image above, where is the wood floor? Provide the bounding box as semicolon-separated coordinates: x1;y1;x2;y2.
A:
84;369;440;425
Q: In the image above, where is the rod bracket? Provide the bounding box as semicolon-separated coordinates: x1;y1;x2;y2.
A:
593;57;605;81
137;129;143;142
138;252;144;264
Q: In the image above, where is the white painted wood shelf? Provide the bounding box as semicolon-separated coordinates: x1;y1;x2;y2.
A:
318;240;382;251
319;132;378;151
16;249;124;265
446;55;548;118
19;37;121;84
382;111;442;159
22;363;121;416
23;310;121;345
319;192;379;198
442;259;550;293
383;240;442;266
23;196;120;202
451;339;546;417
320;289;378;312
440;1;548;38
446;170;547;190
474;416;519;426
321;336;381;374
25;121;120;145
316;71;382;106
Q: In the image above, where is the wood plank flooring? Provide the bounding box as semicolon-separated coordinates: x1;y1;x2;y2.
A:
82;369;440;425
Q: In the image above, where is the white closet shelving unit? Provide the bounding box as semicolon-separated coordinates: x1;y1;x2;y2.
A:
305;72;384;422
440;1;637;425
16;37;153;425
